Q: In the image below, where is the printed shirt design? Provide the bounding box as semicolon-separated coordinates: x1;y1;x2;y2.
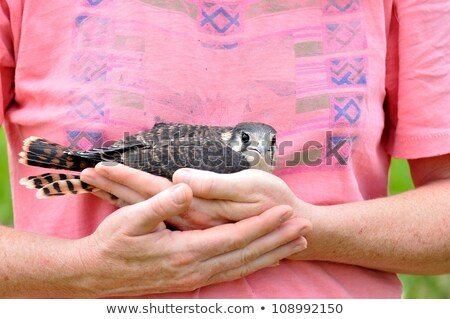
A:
68;0;370;182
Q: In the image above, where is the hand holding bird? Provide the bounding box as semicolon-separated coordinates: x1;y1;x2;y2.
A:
79;164;312;232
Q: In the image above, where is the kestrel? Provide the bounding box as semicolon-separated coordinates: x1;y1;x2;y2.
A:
19;122;277;198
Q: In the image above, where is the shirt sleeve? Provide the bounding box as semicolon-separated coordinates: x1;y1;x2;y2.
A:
386;0;450;159
0;1;15;127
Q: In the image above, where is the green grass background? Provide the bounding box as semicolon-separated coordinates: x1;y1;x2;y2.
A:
0;128;448;298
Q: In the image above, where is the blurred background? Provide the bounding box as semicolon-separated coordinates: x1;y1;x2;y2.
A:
0;127;448;298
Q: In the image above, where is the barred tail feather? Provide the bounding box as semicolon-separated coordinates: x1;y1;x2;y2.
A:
36;179;99;199
19;173;99;198
20;173;81;189
19;137;98;171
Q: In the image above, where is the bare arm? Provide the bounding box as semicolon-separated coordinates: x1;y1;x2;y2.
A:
0;184;310;298
292;156;450;274
0;225;89;297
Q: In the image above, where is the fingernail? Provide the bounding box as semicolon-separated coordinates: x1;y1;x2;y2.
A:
171;185;186;205
293;238;308;252
95;162;121;177
98;161;118;167
175;169;191;183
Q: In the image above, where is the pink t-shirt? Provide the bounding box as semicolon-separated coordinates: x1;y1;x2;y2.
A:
1;0;449;298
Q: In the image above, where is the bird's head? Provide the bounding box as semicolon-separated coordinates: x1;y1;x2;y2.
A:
224;122;277;173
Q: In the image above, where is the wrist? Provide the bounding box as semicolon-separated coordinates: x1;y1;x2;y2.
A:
32;236;100;298
69;235;110;298
292;197;324;224
291;199;328;261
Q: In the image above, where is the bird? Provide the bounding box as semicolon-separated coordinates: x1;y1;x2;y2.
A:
19;122;277;198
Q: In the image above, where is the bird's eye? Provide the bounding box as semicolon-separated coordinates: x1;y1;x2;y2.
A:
241;132;250;144
271;136;276;146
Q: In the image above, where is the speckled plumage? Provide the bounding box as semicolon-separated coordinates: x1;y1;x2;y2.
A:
19;122;277;198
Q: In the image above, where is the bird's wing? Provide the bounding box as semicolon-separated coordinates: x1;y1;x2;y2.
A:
122;124;248;178
65;140;144;163
64;123;172;162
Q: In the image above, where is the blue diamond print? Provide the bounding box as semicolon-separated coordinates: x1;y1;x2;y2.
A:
201;7;240;34
87;0;104;6
334;100;361;124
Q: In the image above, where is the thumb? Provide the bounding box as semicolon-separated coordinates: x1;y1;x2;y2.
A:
118;183;193;236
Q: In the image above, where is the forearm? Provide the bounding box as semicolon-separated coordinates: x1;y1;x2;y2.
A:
0;226;90;298
295;179;450;275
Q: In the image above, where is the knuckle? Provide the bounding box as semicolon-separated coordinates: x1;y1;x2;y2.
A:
198;173;216;196
212;200;233;219
168;252;197;268
176;274;204;292
141;175;171;197
112;165;140;185
141;187;155;199
227;233;249;251
165;259;207;291
150;194;169;219
101;164;125;181
240;248;260;265
238;265;253;279
114;198;129;208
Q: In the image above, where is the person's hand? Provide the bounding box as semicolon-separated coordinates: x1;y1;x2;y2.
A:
81;164;312;230
75;183;309;297
169;168;312;230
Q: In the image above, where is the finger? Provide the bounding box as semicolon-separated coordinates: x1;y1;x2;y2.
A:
208;237;307;285
207;216;311;270
189;205;295;257
189;197;269;222
165;198;233;230
173;168;265;201
118;183;193;236
165;197;259;230
166;198;268;230
203;215;312;285
91;190;130;208
95;162;173;197
81;168;146;205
